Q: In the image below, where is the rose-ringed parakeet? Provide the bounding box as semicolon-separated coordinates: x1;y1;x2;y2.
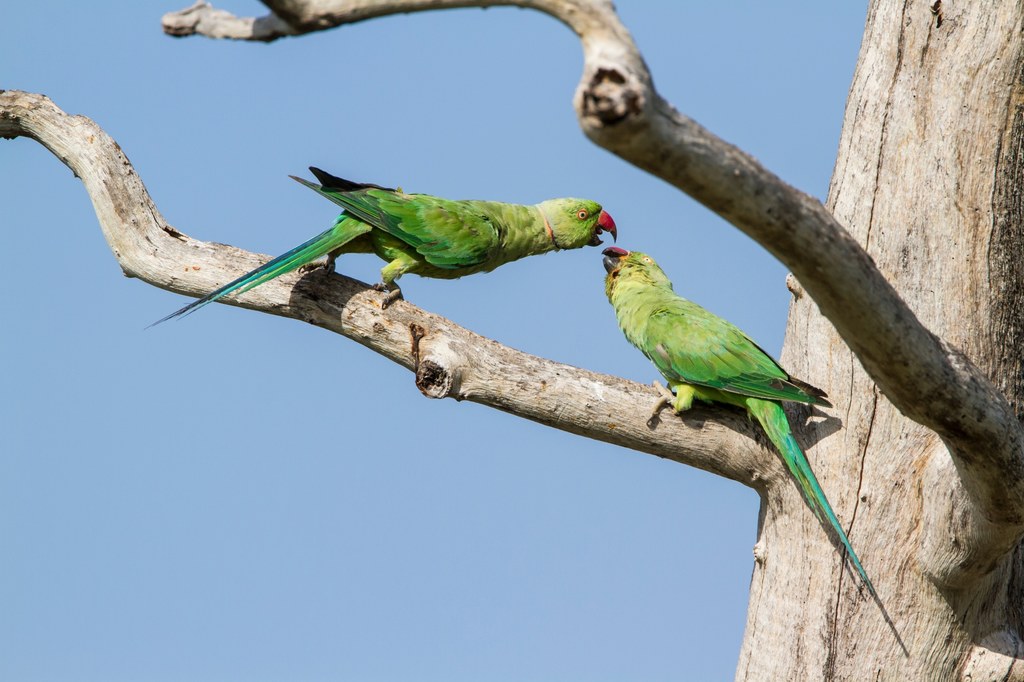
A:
152;167;616;324
602;246;875;597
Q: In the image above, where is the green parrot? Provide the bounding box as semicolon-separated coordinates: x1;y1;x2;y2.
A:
153;167;616;324
602;246;875;597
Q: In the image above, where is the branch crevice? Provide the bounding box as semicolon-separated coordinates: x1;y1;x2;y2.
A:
159;0;1024;583
0;88;772;492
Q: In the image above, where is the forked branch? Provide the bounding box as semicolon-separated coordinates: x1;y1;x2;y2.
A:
0;89;773;491
160;0;1024;578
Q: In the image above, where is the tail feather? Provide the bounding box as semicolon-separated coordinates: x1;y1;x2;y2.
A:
747;398;877;598
149;217;370;327
307;167;395;193
289;174;390;229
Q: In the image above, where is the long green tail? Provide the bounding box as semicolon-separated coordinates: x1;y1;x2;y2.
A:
149;216;370;326
747;398;877;597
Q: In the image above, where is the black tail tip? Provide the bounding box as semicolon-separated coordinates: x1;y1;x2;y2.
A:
307;167;395;193
308;166;338;186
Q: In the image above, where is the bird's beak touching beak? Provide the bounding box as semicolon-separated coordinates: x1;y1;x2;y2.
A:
603;246;629;274
593;210;617;245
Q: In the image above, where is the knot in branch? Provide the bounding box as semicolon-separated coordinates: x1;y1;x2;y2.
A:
580;66;643;127
416;359;454;399
410;324;461;400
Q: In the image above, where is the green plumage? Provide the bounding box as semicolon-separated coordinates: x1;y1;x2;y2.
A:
152;167;615;324
603;248;875;597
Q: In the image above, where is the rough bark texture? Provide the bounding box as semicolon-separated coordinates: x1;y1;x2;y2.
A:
7;0;1024;678
0;89;777;491
767;2;1024;679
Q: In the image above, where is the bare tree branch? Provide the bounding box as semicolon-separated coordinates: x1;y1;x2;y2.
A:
0;88;776;491
160;0;1024;578
161;0;626;43
163;1;296;41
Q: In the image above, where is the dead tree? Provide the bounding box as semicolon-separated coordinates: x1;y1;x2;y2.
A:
4;0;1024;678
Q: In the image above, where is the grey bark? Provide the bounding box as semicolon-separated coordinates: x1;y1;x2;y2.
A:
764;2;1024;678
0;89;774;490
6;0;1024;678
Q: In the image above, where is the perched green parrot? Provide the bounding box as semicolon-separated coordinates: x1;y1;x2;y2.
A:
602;246;875;597
153;167;616;324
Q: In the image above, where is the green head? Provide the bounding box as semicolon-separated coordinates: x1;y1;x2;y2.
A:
602;247;674;299
537;198;617;250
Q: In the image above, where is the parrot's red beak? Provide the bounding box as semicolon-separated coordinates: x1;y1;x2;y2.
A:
594;210;617;244
602;246;629;274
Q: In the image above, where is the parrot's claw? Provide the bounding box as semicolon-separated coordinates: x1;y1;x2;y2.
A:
647;381;676;428
382;288;404;308
653;380;676;402
373;282;404;309
299;254;336;275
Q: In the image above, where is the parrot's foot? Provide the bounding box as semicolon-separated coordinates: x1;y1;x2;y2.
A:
647;381;676;428
373;282;404;309
299;255;336;275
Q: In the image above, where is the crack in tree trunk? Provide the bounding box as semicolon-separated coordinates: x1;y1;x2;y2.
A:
8;0;1024;676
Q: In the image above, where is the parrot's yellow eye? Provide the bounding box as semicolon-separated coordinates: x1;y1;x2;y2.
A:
643;257;653;263
577;209;589;220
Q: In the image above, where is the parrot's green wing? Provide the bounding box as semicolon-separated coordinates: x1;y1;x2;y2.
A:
297;168;500;270
643;299;826;405
370;195;502;269
603;249;869;595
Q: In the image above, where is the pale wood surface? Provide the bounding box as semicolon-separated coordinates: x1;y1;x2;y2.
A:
8;0;1024;677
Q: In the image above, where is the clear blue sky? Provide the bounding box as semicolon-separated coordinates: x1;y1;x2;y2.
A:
2;3;866;680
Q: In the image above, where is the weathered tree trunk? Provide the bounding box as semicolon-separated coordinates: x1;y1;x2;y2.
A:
6;0;1024;678
739;2;1024;679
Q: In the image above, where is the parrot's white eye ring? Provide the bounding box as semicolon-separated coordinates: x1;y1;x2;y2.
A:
577;209;589;220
